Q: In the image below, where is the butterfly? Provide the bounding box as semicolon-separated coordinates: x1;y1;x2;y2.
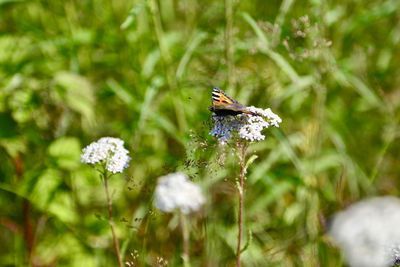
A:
208;87;258;116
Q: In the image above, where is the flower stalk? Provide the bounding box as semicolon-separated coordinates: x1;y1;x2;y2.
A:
236;142;248;267
81;137;131;267
208;89;282;266
103;170;123;267
154;172;205;266
180;212;191;267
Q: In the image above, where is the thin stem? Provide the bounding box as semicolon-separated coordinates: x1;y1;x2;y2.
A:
225;0;234;91
271;0;294;46
103;172;123;267
180;212;191;267
14;154;35;266
370;121;397;183
237;143;247;267
140;206;151;265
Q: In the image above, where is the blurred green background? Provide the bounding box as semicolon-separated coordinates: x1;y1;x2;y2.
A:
1;0;400;266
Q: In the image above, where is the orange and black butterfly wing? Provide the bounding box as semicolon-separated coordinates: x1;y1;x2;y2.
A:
210;88;243;116
210;87;257;116
212;87;238;105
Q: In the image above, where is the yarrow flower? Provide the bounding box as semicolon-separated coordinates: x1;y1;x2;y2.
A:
155;172;205;214
391;245;400;266
81;137;131;174
209;106;282;145
329;197;400;267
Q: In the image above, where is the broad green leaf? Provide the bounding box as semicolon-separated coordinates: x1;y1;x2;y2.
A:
48;191;78;224
29;168;63;210
48;137;81;170
53;71;95;126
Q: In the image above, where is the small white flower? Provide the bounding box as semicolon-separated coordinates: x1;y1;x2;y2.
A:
209;106;281;144
155;172;205;214
329;197;400;267
81;137;131;174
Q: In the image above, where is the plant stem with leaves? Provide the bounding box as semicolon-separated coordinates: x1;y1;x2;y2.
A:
103;170;123;267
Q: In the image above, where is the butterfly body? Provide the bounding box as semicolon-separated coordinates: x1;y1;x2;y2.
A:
209;87;258;116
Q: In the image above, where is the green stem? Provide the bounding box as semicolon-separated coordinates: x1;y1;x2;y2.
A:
225;0;234;90
271;0;294;46
103;171;123;267
370;122;397;183
148;0;187;131
236;142;247;267
180;212;191;267
140;206;151;265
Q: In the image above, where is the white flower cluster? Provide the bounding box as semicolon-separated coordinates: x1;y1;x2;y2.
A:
81;137;131;174
392;245;400;266
209;107;282;145
155;172;205;214
329;197;400;267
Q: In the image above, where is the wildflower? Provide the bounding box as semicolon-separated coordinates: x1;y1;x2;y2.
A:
209;106;282;144
391;246;400;266
155;172;205;214
329;197;400;267
81;137;131;174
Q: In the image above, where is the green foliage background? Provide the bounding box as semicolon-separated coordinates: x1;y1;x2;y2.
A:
1;0;400;266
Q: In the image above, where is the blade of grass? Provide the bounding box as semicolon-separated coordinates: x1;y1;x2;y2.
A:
343;72;383;109
106;78;135;105
148;0;187;131
272;128;306;178
272;0;295;45
121;2;148;30
240;12;300;83
225;0;235;91
176;32;207;81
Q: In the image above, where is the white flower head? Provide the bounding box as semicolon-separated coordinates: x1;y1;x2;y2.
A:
155;172;205;214
81;137;131;174
329;197;400;267
209;106;282;145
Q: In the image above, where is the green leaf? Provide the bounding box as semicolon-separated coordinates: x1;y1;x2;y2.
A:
176;32;208;80
343;72;383;110
53;71;95;126
141;49;161;79
0;112;18;138
283;203;303;224
240;230;253;253
0;138;26;157
28;168;63;210
106;78;135;105
121;2;148;30
245;154;258;169
0;0;26;4
48;191;78;224
48;137;81;170
240;12;300;82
